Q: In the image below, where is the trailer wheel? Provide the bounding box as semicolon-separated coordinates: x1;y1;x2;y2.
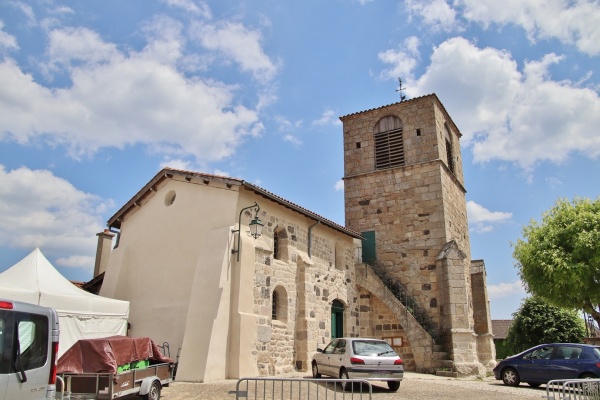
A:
142;381;161;400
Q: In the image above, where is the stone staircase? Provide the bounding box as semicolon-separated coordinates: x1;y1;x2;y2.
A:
355;263;447;373
367;260;442;342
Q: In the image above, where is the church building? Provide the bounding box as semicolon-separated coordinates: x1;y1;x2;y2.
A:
96;94;495;382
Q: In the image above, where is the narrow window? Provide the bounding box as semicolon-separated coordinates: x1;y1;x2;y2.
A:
444;124;455;173
272;291;278;319
273;230;280;260
374;116;404;169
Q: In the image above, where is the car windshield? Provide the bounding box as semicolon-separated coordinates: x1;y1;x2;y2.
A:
352;340;397;357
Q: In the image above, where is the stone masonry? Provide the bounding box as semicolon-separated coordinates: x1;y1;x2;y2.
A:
340;94;495;375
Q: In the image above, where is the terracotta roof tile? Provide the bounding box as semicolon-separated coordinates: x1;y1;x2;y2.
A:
107;167;362;239
492;319;513;339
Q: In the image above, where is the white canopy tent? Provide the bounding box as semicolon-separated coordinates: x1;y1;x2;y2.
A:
0;248;129;357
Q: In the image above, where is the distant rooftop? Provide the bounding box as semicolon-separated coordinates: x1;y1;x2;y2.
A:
492;319;513;339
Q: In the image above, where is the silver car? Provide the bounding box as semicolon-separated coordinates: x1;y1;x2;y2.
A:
311;337;404;391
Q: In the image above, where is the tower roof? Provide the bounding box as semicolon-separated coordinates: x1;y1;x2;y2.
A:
339;93;462;138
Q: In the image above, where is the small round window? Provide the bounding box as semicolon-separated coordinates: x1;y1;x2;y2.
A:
164;190;176;206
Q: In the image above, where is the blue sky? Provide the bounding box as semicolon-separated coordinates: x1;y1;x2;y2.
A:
0;0;599;320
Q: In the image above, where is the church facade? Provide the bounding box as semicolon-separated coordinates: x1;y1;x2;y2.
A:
97;94;495;382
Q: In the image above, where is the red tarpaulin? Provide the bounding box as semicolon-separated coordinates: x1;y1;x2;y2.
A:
57;336;173;374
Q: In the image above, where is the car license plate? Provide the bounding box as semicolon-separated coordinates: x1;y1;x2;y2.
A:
370;371;391;377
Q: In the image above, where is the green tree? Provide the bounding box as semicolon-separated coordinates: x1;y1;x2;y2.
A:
506;297;585;354
513;197;600;327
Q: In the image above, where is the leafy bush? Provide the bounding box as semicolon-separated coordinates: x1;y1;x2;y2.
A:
506;297;585;354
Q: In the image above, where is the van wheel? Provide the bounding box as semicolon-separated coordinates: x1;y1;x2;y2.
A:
143;381;161;400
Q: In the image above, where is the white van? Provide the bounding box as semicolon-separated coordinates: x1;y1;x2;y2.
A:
0;299;60;400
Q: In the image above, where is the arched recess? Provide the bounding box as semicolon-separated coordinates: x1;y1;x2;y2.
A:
273;226;289;262
331;299;345;339
272;285;288;323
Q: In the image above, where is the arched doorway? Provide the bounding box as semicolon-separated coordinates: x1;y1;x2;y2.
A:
331;300;345;338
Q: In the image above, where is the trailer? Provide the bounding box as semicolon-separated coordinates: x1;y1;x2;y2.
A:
55;336;175;400
57;362;173;400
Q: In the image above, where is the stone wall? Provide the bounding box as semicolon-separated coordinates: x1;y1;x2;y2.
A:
252;210;359;376
341;95;493;375
356;287;416;370
342;96;471;329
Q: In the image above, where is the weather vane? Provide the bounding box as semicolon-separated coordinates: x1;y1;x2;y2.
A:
395;77;406;102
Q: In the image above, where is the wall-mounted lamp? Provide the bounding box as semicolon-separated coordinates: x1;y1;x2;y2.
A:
232;202;264;261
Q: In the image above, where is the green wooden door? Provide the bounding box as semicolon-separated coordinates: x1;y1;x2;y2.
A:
361;231;376;263
331;300;345;338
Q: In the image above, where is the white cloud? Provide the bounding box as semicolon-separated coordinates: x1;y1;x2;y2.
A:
378;36;421;81
190;20;279;83
457;0;600;56
45;27;120;71
408;37;600;170
488;280;527;299
405;0;459;32
545;176;563;189
211;168;230;177
0;165;110;271
467;200;512;233
55;255;95;270
312;109;341;126
161;158;193;171
467;201;512;223
11;1;36;27
283;134;302;146
0;21;18;52
162;0;212;19
0;24;264;163
334;180;344;191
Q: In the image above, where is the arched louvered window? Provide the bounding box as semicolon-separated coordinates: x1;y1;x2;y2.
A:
374;116;404;169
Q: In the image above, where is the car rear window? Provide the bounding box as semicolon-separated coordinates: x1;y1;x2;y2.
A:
593;347;600;359
352;340;397;357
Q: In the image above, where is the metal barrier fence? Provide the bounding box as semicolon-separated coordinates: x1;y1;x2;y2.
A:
546;379;600;400
233;377;373;400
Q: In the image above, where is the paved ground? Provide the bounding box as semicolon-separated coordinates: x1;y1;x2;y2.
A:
160;371;548;399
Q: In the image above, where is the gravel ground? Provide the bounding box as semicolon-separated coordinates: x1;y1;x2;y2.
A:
159;372;547;400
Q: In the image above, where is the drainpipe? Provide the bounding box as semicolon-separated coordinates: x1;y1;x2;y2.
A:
307;220;320;258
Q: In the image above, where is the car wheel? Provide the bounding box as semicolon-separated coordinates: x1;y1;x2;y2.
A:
143;381;161;400
527;382;541;388
387;380;401;392
340;369;350;391
502;368;520;386
312;362;321;378
580;373;598;379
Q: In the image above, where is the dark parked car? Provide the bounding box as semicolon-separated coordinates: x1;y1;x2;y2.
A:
311;338;404;391
493;343;600;387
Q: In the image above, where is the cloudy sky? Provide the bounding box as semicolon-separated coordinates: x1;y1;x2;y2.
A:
0;0;599;320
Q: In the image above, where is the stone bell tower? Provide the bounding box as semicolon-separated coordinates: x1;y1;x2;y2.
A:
341;94;495;375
